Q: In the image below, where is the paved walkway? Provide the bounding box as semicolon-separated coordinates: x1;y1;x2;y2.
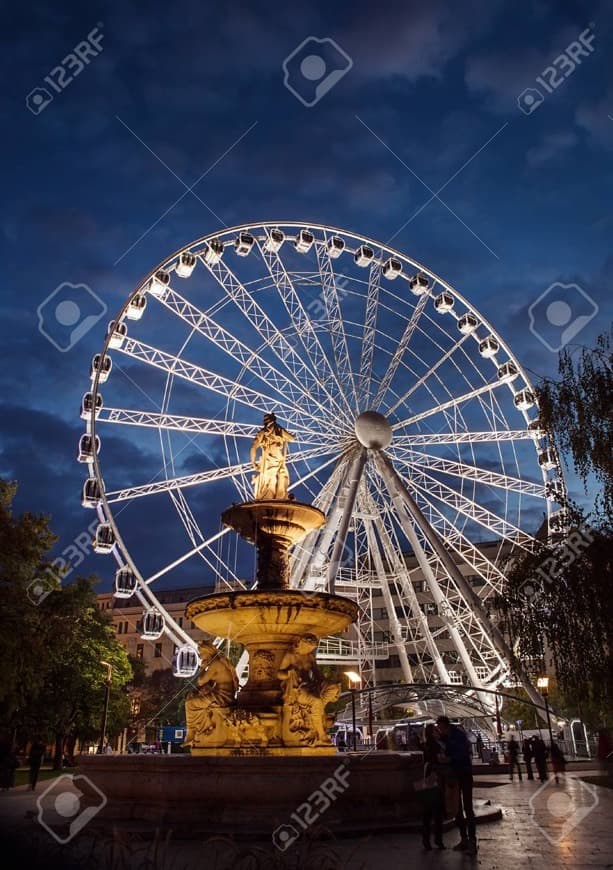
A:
1;769;611;868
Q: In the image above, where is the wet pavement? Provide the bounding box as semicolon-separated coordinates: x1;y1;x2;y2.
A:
0;767;611;868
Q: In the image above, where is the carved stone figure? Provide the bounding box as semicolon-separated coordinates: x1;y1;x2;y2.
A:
277;634;341;745
183;642;238;746
250;412;295;500
224;709;269;747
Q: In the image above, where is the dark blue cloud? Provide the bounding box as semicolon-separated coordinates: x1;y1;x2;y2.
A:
2;0;611;595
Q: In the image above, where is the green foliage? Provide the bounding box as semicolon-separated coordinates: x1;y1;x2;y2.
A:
497;329;613;726
0;480;133;751
538;327;613;521
497;516;612;723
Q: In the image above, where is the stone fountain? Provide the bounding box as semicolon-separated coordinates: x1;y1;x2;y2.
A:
77;412;433;837
183;411;357;755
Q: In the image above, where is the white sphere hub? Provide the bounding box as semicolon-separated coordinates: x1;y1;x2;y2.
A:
354;411;393;449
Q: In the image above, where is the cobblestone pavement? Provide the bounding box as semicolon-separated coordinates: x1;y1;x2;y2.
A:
1;769;611;868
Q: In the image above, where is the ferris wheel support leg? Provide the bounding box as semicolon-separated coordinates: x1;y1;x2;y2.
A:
373;459;487;702
362;515;415;685
374;450;548;719
327;448;367;594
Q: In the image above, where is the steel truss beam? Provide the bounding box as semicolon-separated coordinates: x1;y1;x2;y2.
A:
374;451;547;716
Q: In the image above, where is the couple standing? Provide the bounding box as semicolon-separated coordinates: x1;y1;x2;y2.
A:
421;716;477;855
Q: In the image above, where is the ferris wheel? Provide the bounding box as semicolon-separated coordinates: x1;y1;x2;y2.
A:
79;222;564;704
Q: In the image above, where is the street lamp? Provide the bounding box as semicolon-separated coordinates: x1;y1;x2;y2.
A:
537;676;554;746
98;660;113;755
345;671;361;751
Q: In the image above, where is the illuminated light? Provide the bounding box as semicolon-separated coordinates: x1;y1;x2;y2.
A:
176;251;197;277
126;293;147;320
295;229;314;253
80;391;103;420
354;244;374;267
410;272;431;295
434;291;454;312
327;236;345;258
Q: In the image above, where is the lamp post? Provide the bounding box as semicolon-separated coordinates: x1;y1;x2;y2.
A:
345;671;361;752
98;660;113;755
537;676;554;746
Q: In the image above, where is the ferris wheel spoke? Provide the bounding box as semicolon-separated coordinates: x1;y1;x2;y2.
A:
156;286;342;427
291;458;349;588
398;464;536;550
392;448;545;498
359;485;449;683
105;444;332;503
373;292;430;409
200;250;348;420
394;429;536;446
96;406;329;445
398;494;507;594
257;239;354;416
144;527;236;586
391;380;504;432
115;337;338;436
386;332;473;417
355;258;381;409
314;237;361;409
371;458;509;695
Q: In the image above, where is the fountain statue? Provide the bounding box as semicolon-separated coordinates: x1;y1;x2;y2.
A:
184;412;358;755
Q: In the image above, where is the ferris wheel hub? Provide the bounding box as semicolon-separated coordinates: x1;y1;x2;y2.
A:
354;411;393;449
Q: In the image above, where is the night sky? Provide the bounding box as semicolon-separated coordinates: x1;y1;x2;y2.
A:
3;0;612;593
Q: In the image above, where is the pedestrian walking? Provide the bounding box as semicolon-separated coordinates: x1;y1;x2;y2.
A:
532;736;548;782
420;723;445;851
507;735;522;781
522;737;534;780
336;734;347;752
28;738;46;791
550;742;566;784
475;734;484;760
436;716;477;855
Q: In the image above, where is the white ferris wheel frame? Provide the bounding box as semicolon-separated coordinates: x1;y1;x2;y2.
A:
82;221;566;709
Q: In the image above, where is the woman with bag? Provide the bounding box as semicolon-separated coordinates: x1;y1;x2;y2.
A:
419;723;445;850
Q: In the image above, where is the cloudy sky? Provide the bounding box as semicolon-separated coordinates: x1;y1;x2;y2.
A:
3;0;611;592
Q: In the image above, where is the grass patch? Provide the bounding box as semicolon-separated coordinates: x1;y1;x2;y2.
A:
14;767;76;788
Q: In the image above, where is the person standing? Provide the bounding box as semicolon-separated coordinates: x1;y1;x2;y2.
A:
475;734;484;761
507;735;522;781
420;723;445;851
436;716;477;855
28;738;46;791
522;737;534;780
532;736;548;782
550;742;566;784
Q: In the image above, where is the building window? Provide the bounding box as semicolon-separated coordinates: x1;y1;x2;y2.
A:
117;623;123;635
154;643;163;658
177;617;183;628
136;644;144;659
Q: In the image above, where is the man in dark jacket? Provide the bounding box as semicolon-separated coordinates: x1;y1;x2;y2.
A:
436;716;477;855
28;738;46;791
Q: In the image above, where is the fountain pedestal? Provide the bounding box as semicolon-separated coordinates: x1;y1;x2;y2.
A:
184;499;358;756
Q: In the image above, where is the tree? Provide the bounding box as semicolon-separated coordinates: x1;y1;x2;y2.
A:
0;480;60;731
538;327;612;521
0;479;133;761
496;328;613;726
26;577;133;766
